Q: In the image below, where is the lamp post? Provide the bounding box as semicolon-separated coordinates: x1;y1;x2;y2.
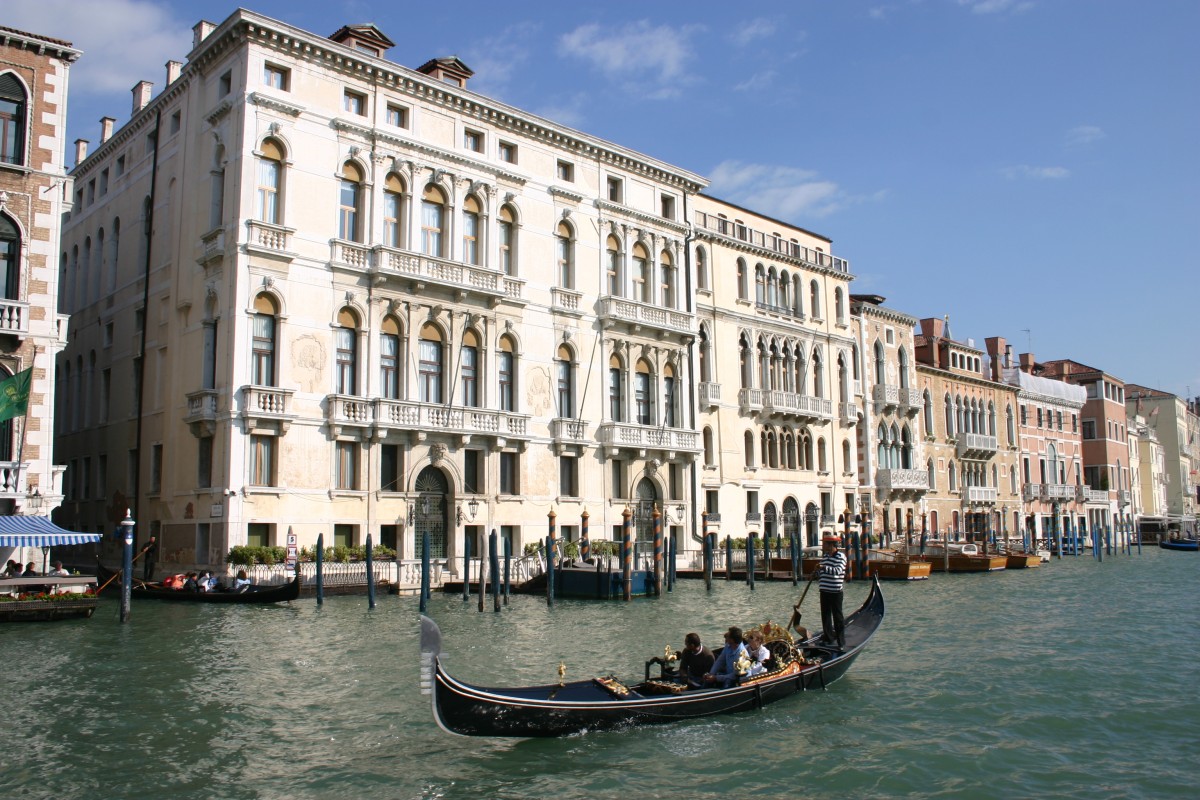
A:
119;509;135;623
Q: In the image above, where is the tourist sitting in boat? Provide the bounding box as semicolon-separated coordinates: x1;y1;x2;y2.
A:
744;630;772;677
232;570;252;592
162;574;187;590
677;633;715;689
704;627;748;688
182;572;200;592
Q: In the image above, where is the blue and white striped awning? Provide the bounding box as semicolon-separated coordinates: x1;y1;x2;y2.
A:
0;516;103;548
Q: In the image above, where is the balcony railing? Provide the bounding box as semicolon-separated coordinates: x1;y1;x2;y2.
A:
245;220;294;258
1078;487;1109;503
745;512;762;524
898;387;923;413
956;433;999;459
738;388;832;420
0;300;30;337
326;393;374;435
373;399;529;439
373;246;524;303
1042;484;1075;501
198;228;225;266
184;389;219;436
694;211;851;273
0;461;26;495
551;417;589;442
599;296;696;337
839;401;859;425
1117;489;1131;506
551;287;583;314
330;239;372;271
876;468;930;492
966;486;998;504
873;383;922;415
1022;483;1041;502
241;385;295;433
597;422;700;455
699;381;722;408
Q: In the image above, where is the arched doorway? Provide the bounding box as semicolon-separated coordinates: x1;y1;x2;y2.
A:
634;477;659;545
805;502;819;547
782;497;800;544
414;466;449;558
764;502;778;542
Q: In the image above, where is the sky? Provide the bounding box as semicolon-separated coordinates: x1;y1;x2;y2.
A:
8;0;1198;398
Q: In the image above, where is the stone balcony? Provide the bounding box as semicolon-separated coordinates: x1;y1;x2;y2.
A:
1022;483;1041;502
1042;483;1076;502
872;384;922;415
738;388;832;422
245;220;295;261
598;421;700;459
956;433;999;459
240;385;295;434
876;467;930;493
551;417;590;454
370;398;529;445
184;389;220;437
966;486;998;504
1117;489;1131;506
1078;487;1109;504
0;299;29;338
372;246;525;306
0;461;26;497
699;381;722;408
599;295;696;338
551;287;584;316
197;227;225;267
839;401;859;425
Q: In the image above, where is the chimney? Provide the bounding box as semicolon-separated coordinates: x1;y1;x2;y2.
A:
1005;344;1013;368
166;60;183;85
100;116;116;143
193;20;217;50
919;317;944;340
1019;353;1036;373
985;337;1006;381
74;138;89;166
132;80;154;113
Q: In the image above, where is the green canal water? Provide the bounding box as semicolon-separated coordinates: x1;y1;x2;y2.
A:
2;547;1197;800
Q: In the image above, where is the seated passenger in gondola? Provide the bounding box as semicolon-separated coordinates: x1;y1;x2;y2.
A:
232;569;252;592
182;572;200;592
744;630;772;677
677;633;714;688
703;627;748;688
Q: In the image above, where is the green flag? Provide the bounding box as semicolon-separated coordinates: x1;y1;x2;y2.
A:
0;368;32;423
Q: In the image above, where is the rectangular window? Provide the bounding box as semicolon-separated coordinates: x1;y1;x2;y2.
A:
463;128;483;152
559;456;578;497
383;190;401;248
706;489;718;515
380;524;398;552
198;436;212;489
386;104;409;128
256;157;280;224
1056;411;1063;431
82;457;91;499
339;179;360;241
100;369;111;423
252;314;275;385
463;449;481;494
557;359;573;418
246;523;269;548
663;376;676;427
336;441;358;490
97;455;107;499
334;524;354;549
264;64;289;90
747;490;759;514
335;327;356;394
381;444;401;492
499;141;517;163
250;435;276;486
669;463;681;500
635;372;651;425
218;71;232;97
380;333;399;399
660;195;675;219
557;160;574;182
461;346;478;407
609;368;623;422
1082;419;1097;440
344;90;366;116
499;351;515;412
170;110;181;134
607;176;623;203
500;452;518;495
115;155;125;176
611;459;625;499
418;339;442;403
150;444;163;493
1036;408;1043;428
100;168;109;196
421;200;443;257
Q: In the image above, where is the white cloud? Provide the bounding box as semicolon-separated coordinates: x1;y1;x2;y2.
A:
463;22;541;96
6;0;193;96
730;18;776;46
558;20;701;94
1065;125;1106;146
733;70;778;92
708;160;865;219
957;0;1035;14
1002;165;1070;180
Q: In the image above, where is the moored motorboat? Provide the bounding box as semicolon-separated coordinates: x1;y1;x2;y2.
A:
909;542;1007;572
420;577;885;737
1004;552;1042;569
96;562;301;604
866;549;931;580
1158;538;1199;552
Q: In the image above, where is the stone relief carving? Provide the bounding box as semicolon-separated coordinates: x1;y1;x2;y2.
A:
526;366;552;416
290;334;326;393
430;443;448;466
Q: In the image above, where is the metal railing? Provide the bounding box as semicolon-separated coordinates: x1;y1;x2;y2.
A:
244;559;445;587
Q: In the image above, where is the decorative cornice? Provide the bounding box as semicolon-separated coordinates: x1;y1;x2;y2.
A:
595;198;689;237
248;91;302;117
916;363;1018;395
854;303;918;328
694;228;855;282
549;186;585;204
205;98;232;126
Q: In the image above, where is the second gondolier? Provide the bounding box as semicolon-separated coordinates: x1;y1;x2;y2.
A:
818;535;848;649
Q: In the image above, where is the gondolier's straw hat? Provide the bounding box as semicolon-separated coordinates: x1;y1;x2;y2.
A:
821;535;840;544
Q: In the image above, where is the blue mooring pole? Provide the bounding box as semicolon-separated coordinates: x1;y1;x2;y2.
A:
790;531;799;586
366;533;376;609
490;529;500;612
667;530;676;592
119;511;134;624
316;532;325;605
419;530;430;614
747;531;756;591
503;535;511;605
462;533;471;602
725;535;732;582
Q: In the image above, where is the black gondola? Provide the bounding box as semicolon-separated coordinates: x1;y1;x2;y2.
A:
95;562;301;604
420;575;885;737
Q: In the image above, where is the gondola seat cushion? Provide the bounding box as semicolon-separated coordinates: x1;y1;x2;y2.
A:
593;676;635;698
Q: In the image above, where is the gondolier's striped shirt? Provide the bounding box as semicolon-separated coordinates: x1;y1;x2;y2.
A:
818;550;848;593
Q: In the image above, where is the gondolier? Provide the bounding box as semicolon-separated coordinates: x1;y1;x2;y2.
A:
819;535;848;649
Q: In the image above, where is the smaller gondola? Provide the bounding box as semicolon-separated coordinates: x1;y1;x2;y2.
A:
1159;538;1199;552
95;562;301;604
420;576;884;738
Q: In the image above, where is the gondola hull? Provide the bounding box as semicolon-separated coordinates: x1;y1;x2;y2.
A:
1159;539;1199;552
422;576;884;737
96;563;301;604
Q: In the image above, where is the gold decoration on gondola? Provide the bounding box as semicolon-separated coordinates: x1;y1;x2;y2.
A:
664;645;678;666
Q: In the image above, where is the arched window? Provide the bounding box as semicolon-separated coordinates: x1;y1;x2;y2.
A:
461;195;482;265
663;363;678;427
877;424;888;468
948;461;957;491
335;308;359;394
842;439;851;473
632;243;650;303
817;437;828;473
554;343;573;417
696;246;709;291
461;329;480;407
944;394;954;435
500;336;518;412
812;350;824;398
108;218;120;294
901;425;913;469
380;316;401;399
0;73;28;165
256;138;284;223
923;390;934;437
873;340;885;385
418;323;444;403
767;267;778;307
898;347;910;389
606;236;622;296
928;458;936;491
338;162;363;242
800;430;813;470
421;185;446;257
739;336;752;389
988;401;997;437
809;279;821;319
699;326;711;383
736;257;748;299
499;204;517;276
555;221;574;288
0;367;14;459
744;429;755;469
0;213;19;300
634;359;653;425
608;355;624;422
80;236;90;310
383;174;405;248
703;426;715;466
755;265;766;305
251;293;278;386
834;286;845;323
660;249;676;308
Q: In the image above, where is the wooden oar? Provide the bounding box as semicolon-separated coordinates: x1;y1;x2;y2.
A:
95;544;154;594
786;569;820;633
